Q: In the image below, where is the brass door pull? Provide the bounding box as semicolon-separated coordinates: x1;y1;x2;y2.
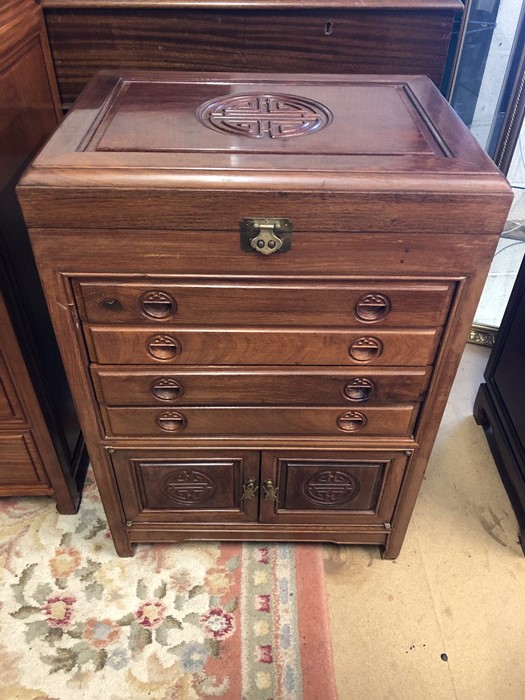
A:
263;479;279;502
241;478;258;501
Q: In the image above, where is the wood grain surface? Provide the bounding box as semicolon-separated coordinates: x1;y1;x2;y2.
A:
42;4;458;106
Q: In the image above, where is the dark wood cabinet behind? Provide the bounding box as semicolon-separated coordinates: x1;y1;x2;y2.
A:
0;0;85;511
40;0;462;108
475;255;525;553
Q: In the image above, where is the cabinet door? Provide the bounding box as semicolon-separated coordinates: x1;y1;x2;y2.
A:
111;448;259;524
259;450;408;525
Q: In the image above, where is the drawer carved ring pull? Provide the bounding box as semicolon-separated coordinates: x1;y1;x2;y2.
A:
241;478;259;501
263;479;279;502
140;290;177;319
355;293;391;322
343;378;375;402
151;378;184;401
337;411;367;432
156;411;187;432
146;334;181;361
349;337;383;362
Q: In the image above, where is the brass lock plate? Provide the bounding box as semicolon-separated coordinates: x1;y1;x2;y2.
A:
240;218;293;255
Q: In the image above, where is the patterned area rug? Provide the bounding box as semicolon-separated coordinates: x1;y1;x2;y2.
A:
0;471;336;699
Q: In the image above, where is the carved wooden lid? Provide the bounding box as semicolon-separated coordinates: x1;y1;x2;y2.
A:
17;71;512;232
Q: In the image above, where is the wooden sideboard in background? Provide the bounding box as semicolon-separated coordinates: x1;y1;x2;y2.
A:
39;0;462;108
0;0;86;510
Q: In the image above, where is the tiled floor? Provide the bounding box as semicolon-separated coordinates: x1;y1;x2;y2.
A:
324;344;525;699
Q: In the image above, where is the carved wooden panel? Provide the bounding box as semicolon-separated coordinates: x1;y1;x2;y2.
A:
0;433;49;487
260;449;408;525
111;449;259;523
196;93;333;139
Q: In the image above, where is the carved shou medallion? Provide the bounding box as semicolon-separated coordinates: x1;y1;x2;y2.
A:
162;469;216;505
303;470;360;506
196;93;333;139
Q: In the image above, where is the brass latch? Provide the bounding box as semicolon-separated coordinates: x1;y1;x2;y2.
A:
240;218;293;255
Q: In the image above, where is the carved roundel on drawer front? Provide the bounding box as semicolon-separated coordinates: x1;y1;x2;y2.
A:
196;93;333;139
355;293;391;322
156;410;187;432
150;378;184;401
303;470;360;506
161;469;217;505
343;378;375;402
337;411;367;432
140;290;176;319
146;334;181;361
349;337;383;362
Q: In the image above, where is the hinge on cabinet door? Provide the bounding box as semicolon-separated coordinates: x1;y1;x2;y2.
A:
68;302;80;328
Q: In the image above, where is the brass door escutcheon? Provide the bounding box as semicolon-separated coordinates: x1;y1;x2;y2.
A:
263;479;279;502
240;218;292;255
241;478;258;501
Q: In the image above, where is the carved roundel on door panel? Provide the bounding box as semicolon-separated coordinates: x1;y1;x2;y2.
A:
162;469;217;505
303;470;360;506
196;93;333;139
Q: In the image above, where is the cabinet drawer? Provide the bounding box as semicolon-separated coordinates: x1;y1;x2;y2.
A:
86;326;441;366
110;448;259;523
75;279;454;327
0;433;49;486
103;405;419;438
260;449;408;525
92;366;432;407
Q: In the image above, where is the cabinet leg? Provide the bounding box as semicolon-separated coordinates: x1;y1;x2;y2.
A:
53;440;89;514
113;530;134;558
473;383;489;427
381;538;401;560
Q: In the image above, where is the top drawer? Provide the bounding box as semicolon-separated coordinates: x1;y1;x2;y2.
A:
73;279;455;328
